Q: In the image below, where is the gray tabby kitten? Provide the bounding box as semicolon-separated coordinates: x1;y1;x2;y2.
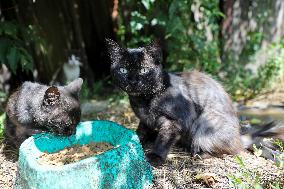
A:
106;39;284;165
5;78;83;148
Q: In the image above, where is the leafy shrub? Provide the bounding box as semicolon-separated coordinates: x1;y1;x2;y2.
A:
0;21;43;73
117;0;283;101
226;39;284;101
117;0;223;75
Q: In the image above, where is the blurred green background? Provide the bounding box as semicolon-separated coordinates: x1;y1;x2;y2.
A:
0;0;283;103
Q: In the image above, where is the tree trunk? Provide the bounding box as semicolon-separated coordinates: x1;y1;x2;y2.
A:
221;0;284;72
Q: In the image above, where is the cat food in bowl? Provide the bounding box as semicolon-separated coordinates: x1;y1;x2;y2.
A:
37;142;114;166
15;120;152;189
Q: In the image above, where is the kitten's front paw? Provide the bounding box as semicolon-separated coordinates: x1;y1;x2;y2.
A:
146;152;165;166
139;137;152;148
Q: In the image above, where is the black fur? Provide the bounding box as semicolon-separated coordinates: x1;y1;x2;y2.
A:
107;39;284;165
106;39;242;164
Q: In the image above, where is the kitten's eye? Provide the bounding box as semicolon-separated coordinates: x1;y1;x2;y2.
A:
140;68;149;74
119;68;128;74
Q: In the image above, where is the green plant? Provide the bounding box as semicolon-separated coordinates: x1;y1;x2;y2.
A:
274;139;284;168
117;1;284;102
118;0;223;75
228;156;263;189
80;81;91;101
239;32;264;63
228;152;284;189
0;113;6;141
0;21;45;73
225;39;284;101
0;21;32;73
107;93;129;108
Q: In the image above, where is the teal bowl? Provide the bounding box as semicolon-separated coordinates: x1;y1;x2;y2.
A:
15;120;153;189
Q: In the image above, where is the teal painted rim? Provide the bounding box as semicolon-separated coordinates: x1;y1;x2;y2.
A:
17;120;153;189
19;120;139;172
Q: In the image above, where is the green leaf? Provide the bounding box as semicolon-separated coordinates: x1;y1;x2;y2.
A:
271;182;281;189
18;47;33;72
20;55;33;72
0;38;10;63
235;156;245;167
254;183;263;189
250;118;262;125
6;47;20;74
0;113;6;139
141;0;151;10
0;22;18;38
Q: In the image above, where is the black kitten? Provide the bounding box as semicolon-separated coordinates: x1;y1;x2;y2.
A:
5;78;83;148
106;39;284;165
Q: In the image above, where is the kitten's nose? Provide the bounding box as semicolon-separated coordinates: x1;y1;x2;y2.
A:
128;75;138;84
129;80;138;85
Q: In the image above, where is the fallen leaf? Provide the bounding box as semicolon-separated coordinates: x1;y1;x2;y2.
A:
195;173;218;187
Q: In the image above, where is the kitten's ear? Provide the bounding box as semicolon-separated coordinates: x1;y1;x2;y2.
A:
145;40;162;64
105;38;125;63
65;78;83;96
43;86;60;106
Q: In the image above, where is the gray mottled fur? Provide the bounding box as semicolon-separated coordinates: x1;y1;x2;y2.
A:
130;71;242;159
5;78;83;148
106;39;284;164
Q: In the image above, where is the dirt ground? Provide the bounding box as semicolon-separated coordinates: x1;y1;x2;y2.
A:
0;144;17;189
245;88;284;108
0;102;283;188
150;150;283;188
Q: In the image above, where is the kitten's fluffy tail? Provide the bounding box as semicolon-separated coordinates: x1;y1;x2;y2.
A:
241;121;284;160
